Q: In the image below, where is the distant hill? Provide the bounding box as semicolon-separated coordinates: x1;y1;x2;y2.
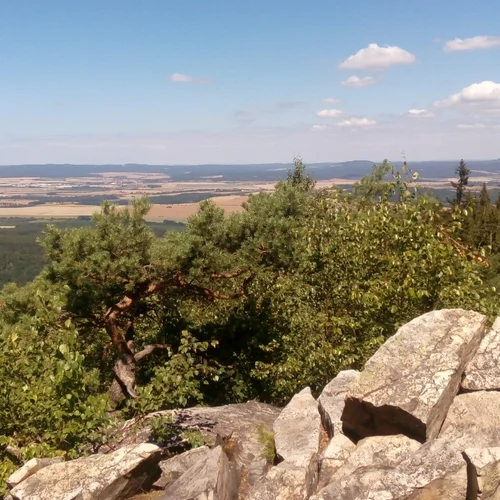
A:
1;159;499;182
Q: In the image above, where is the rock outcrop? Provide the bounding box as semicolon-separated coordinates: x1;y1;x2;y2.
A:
9;443;161;500
159;445;240;500
9;308;500;500
462;317;500;391
342;309;487;442
317;370;359;438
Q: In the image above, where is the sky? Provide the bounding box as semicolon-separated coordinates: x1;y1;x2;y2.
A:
2;0;500;165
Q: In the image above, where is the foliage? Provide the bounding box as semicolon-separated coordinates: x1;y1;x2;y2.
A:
255;423;276;463
2;157;500;494
148;415;206;451
0;280;111;495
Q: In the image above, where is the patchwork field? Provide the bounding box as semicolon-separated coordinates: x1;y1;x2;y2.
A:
1;161;499;222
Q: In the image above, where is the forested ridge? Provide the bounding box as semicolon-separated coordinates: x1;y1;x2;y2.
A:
1;158;500;495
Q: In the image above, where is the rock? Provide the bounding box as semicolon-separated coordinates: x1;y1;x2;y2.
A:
153;446;211;489
462;317;500;391
318;370;360;438
247;388;322;499
342;309;487;442
9;443;161;500
160;445;240;500
402;468;467;500
7;457;64;489
335;435;420;477
479;459;500;499
109;401;279;489
313;438;464;499
274;387;322;468
313;435;420;499
248;453;319;500
439;391;500;448
318;434;356;489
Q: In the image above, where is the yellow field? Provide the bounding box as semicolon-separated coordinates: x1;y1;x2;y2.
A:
0;195;249;222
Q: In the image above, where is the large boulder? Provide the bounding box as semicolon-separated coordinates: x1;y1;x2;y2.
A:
153;446;211;489
9;443;161;500
110;401;280;489
318;370;359;438
312;438;465;499
439;391;500;448
342;309;487;442
7;458;64;489
462;317;500;391
273;387;322;467
248;453;319;500
402;468;467;500
160;445;239;500
312;435;420;499
246;387;322;499
317;434;356;489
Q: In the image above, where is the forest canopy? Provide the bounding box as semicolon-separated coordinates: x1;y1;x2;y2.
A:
1;158;500;493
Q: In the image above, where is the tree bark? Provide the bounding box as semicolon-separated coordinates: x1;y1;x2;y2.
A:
104;272;252;405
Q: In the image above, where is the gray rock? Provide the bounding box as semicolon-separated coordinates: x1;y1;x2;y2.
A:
160;445;240;500
313;435;420;499
462;317;500;391
10;443;161;500
313;438;465;499
248;453;319;500
274;387;322;468
402;468;467;500
479;459;500;499
318;370;360;438
334;434;420;478
439;391;500;448
342;309;487;442
318;434;356;489
7;457;64;489
153;446;211;489
111;401;280;489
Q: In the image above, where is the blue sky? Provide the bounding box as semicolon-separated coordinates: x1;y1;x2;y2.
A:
2;0;500;164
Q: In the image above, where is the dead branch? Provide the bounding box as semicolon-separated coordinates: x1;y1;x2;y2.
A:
134;344;170;362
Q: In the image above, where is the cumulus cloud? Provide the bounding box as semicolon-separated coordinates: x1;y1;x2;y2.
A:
311;125;330;131
444;36;500;52
316;109;343;118
339;43;416;71
341;76;378;88
434;81;500;107
337;117;376;127
169;73;211;84
408;109;434;118
323;97;340;103
457;123;487;129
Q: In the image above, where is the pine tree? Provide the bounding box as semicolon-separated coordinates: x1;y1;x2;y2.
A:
479;183;491;208
451;159;470;206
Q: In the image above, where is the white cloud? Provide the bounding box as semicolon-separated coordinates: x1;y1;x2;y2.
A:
323;97;340;103
457;123;487;129
341;76;378;88
339;43;416;71
316;109;343;118
435;81;500;107
169;73;211;84
444;36;500;52
312;125;330;131
337;117;376;127
408;109;434;118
